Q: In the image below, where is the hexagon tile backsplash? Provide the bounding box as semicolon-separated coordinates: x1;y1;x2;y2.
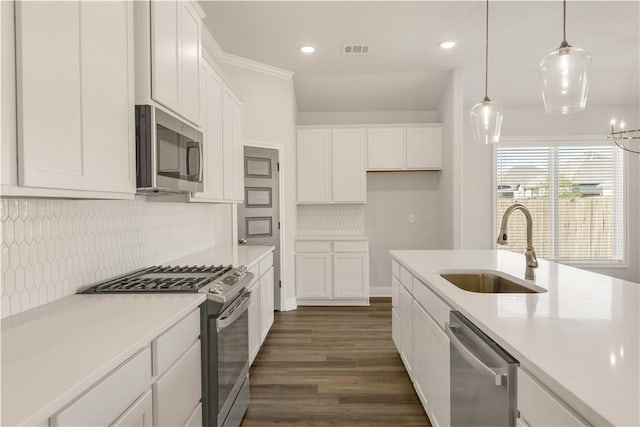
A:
0;197;229;318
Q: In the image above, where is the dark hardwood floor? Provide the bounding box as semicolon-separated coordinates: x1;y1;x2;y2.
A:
241;298;431;427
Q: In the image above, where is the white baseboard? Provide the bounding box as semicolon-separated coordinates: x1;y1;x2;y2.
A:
282;297;298;311
369;286;392;297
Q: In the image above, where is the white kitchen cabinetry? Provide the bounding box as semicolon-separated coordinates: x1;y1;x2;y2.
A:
518;369;588;427
295;240;369;305
392;259;450;427
296;128;366;204
13;1;134;197
247;250;275;364
111;390;153;427
222;85;245;203
368;126;443;171
189;60;244;204
52;347;152;427
296;129;332;203
149;0;203;125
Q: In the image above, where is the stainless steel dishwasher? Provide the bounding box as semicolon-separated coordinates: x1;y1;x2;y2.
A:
446;311;519;427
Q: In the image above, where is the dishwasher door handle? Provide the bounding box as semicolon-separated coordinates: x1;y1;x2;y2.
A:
446;322;507;387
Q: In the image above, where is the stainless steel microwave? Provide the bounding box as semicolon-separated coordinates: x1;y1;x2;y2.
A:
135;105;204;194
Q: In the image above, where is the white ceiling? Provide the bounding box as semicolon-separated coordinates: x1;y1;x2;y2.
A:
201;1;640;112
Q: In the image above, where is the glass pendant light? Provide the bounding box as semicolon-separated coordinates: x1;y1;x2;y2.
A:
470;0;503;145
539;0;591;114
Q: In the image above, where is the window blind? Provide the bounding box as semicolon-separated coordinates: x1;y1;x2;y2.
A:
496;144;624;263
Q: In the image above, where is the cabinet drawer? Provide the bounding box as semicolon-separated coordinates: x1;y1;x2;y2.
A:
399;265;413;293
295;241;332;252
518;369;587;427
52;347;151;427
333;241;368;252
184;403;202;427
412;277;451;330
153;309;200;376
154;340;202;427
111;389;153;427
391;259;400;279
259;252;274;275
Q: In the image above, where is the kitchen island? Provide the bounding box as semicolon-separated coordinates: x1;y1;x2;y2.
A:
390;249;639;427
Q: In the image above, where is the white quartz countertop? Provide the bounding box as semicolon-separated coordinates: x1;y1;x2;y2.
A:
389;249;639;427
295;235;369;241
169;245;275;268
1;293;205;427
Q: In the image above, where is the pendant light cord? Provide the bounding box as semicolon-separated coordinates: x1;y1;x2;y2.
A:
484;0;490;101
560;0;570;48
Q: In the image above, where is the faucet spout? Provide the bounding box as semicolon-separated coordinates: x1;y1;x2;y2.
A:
496;203;538;279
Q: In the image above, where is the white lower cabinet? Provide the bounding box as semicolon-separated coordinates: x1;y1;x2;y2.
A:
399;283;413;377
295;240;369;305
517;368;588;427
248;251;275;365
51;308;202;427
111;390;153;427
153;340;202;427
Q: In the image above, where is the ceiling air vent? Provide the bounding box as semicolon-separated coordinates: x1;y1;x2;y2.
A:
343;44;370;54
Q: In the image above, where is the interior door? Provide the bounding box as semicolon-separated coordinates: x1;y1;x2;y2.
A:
238;146;281;310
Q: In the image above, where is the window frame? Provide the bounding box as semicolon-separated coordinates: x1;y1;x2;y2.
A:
492;135;629;268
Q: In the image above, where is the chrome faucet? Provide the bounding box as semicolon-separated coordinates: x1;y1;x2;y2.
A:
497;203;538;280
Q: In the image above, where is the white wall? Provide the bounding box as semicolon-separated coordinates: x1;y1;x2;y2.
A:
219;62;299;309
366;172;441;291
462;105;640;282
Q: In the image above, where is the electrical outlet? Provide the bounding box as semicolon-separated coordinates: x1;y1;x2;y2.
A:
409;214;416;223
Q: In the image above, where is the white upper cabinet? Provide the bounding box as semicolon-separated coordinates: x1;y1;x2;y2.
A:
297;127;366;204
332;129;366;203
367;125;443;171
221;84;244;203
297;129;332;203
140;0;204;126
367;128;404;170
15;1;134;196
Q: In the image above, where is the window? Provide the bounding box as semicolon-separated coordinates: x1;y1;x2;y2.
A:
496;141;624;264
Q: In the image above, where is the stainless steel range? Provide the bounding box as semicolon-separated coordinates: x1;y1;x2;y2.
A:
82;264;254;427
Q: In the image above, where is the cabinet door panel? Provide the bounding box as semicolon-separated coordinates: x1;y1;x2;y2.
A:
430;318;450;427
231;97;244;201
260;267;275;342
297;129;331;202
81;0;134;193
178;2;200;124
150;0;179;111
367;128;404;170
200;65;223;200
248;282;261;364
295;253;332;298
111;390;153;427
222;87;234;199
406;127;443;170
332;129;366;202
391;275;400;310
392;307;401;351
16;1;84;190
399;285;413;377
333;253;368;298
412;301;432;409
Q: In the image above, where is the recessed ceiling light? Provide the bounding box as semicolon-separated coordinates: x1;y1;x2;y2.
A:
440;41;456;49
300;46;315;54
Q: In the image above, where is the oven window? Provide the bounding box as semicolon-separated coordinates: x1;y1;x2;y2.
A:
217;308;249;411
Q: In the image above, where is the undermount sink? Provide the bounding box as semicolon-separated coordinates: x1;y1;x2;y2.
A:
440;271;546;294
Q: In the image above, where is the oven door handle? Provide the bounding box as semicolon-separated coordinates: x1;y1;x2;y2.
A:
217;294;251;332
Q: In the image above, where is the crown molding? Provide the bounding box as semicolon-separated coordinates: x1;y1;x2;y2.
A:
220;52;295;80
